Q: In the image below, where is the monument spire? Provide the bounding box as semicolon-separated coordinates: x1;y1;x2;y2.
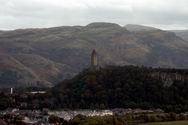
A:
91;49;98;67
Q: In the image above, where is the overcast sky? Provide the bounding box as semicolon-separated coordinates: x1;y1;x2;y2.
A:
0;0;188;30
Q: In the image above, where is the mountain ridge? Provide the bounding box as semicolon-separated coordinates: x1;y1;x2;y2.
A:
125;24;159;32
0;22;188;87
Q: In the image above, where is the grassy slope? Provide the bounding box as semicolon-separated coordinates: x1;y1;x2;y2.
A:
140;121;188;125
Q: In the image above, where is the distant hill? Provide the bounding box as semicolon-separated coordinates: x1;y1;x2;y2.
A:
0;22;188;87
125;24;188;42
171;30;188;42
49;66;188;112
125;24;159;32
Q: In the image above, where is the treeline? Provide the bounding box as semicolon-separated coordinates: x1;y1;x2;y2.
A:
48;66;188;112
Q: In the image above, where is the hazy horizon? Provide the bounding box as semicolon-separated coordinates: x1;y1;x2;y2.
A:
0;22;188;31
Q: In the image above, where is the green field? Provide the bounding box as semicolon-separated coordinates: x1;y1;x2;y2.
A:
140;121;188;125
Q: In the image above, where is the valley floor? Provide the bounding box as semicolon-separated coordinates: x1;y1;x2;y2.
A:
140;121;188;125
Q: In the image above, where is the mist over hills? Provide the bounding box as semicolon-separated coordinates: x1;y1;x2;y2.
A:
0;22;188;87
171;30;188;42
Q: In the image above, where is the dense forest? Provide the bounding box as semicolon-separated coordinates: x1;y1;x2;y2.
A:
48;66;188;112
0;65;188;113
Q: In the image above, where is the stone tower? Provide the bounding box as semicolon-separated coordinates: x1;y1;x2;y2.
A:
10;88;13;95
91;49;98;67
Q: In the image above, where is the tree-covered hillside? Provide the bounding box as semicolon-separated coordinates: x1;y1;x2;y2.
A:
49;66;188;112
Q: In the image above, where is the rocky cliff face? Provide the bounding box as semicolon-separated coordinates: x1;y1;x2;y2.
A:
0;22;188;87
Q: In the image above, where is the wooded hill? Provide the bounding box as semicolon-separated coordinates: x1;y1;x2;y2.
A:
49;66;188;112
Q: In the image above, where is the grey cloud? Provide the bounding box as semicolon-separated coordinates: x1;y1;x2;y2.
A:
0;0;188;30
